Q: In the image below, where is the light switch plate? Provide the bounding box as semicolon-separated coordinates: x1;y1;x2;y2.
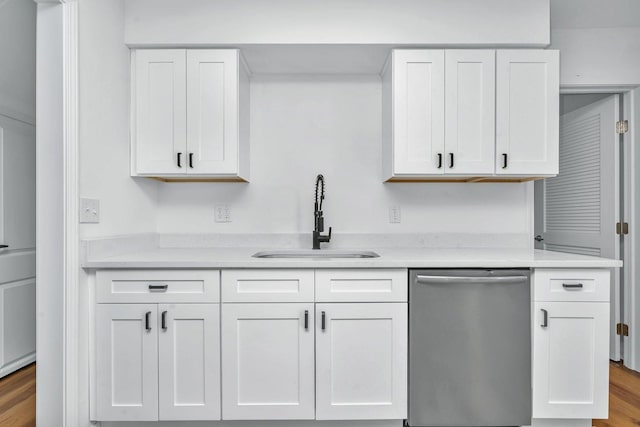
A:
215;204;232;223
389;206;401;224
80;198;100;223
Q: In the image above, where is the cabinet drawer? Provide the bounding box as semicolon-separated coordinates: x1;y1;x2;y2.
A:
315;269;408;302
96;270;220;303
221;270;314;302
534;269;610;302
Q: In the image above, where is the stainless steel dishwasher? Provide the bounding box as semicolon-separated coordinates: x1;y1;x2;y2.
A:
408;269;531;427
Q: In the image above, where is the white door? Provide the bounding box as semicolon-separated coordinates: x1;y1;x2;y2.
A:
315;303;408;420
221;303;315;420
392;50;445;175
158;304;221;421
496;50;559;175
444;50;495;175
96;304;158;421
533;302;609;419
186;50;239;175
534;94;621;360
134;49;187;175
0;114;36;251
0;114;36;378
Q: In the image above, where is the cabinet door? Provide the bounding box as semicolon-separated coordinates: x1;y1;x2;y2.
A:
186;50;239;175
158;304;221;420
496;50;559;175
221;303;315;420
0;279;35;375
315;303;408;420
96;304;158;421
133;49;187;175
533;302;609;419
445;50;495;175
392;50;445;175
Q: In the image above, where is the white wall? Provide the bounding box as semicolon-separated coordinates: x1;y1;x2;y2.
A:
0;0;36;124
156;75;532;237
124;0;550;47
551;27;640;86
79;0;159;238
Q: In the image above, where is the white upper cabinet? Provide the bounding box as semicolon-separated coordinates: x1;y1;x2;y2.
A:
445;50;495;175
496;50;559;176
383;48;559;181
132;49;249;181
133;50;187;176
384;50;445;177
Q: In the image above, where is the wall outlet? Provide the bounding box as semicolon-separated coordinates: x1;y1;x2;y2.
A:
80;198;100;224
215;204;232;223
389;206;401;224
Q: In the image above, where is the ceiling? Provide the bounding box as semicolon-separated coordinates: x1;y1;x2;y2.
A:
551;0;640;29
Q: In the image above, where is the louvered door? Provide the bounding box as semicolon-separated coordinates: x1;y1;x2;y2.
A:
534;94;620;359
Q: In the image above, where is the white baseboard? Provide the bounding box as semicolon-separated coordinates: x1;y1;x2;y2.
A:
0;352;35;378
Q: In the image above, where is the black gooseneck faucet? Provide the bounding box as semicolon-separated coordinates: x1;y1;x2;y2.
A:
313;174;332;249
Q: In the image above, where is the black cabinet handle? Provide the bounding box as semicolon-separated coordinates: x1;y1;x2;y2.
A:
449;153;454;169
541;309;548;328
502;153;508;169
145;311;152;331
148;283;168;292
437;153;443;169
177;152;183;168
304;310;309;330
161;311;168;331
562;283;584;289
0;244;8;249
321;311;326;331
189;153;194;168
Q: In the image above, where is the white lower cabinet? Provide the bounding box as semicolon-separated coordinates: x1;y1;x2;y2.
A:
315;303;408;420
158;304;221;420
96;303;221;421
221;303;316;420
96;304;159;421
533;301;609;419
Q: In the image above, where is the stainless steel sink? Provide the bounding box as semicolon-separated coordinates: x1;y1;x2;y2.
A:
252;250;380;259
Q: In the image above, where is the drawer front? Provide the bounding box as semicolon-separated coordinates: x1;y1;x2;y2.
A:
96;270;220;303
534;269;610;302
315;269;408;302
221;270;314;303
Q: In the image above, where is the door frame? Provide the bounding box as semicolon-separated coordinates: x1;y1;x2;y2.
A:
34;0;80;426
559;84;639;371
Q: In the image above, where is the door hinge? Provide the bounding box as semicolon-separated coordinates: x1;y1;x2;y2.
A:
617;323;629;337
617;120;629;134
616;222;629;235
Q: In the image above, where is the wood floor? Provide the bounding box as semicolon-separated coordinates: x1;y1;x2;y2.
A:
0;363;35;427
0;362;639;426
594;361;640;427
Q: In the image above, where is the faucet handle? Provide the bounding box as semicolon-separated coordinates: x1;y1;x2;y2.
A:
327;227;332;240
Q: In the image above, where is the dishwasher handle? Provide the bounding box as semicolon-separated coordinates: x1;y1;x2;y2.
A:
415;275;529;284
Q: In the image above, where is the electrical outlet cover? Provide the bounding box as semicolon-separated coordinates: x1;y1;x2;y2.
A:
215;204;231;223
389;206;401;224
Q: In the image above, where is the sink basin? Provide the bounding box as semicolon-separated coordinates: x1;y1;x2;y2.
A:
252;250;380;259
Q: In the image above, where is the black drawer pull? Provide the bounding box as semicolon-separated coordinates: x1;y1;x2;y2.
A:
321;311;326;331
304;310;309;330
502;153;508;169
541;309;548;328
148;283;168;292
161;311;168;331
562;283;584;289
437;153;443;169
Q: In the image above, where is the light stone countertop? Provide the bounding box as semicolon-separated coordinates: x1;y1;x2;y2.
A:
82;246;622;269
